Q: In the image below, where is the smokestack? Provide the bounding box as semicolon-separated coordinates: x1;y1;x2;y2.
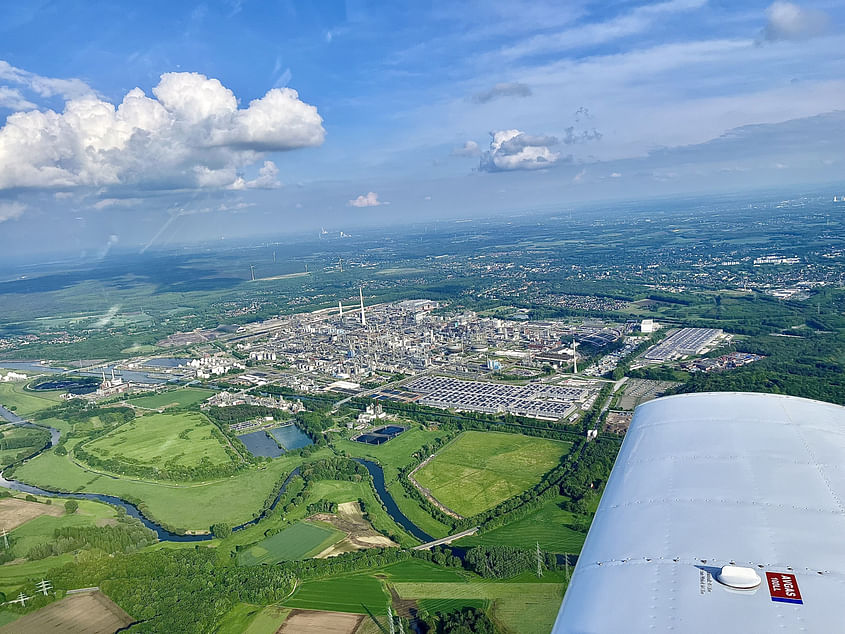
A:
250;265;255;281
339;301;343;317
359;287;366;326
572;339;577;374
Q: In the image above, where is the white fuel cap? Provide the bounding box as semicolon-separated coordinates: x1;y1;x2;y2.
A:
716;565;762;589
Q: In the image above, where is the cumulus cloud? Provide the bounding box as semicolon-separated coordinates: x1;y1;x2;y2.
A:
348;192;385;207
0;201;26;222
472;82;532;104
763;2;830;41
0;70;325;194
563;126;603;144
229;160;281;190
479;130;563;172
452;140;481;157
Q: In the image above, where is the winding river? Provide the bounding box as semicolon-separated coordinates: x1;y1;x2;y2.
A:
0;406;432;544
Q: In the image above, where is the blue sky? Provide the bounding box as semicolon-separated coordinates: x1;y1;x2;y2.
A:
0;0;843;255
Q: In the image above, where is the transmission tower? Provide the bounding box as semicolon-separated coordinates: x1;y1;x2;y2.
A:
1;528;8;549
11;592;30;607
398;618;405;634
35;579;52;596
564;553;570;581
536;542;544;578
387;605;395;634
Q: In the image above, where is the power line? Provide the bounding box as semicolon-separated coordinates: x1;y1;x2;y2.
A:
536;542;544;578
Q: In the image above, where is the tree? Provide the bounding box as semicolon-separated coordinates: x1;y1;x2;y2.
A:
65;500;79;514
211;523;231;539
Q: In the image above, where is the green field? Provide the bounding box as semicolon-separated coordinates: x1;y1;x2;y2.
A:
413;431;571;517
283;573;390;615
82;411;234;474
238;521;344;565
0;381;63;417
4;498;118;560
14;443;333;531
127;387;215;410
394;581;565;634
0;425;49;468
456;497;587;554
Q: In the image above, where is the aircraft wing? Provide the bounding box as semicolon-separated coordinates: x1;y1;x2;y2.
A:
553;392;845;633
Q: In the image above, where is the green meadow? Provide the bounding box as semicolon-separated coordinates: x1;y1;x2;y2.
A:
238;521;344;565
82;411;234;473
413;431;571;517
13;442;334;531
127;387;215;410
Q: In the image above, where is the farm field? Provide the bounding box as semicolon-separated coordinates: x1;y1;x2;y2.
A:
13;442;334;531
0;381;63;417
127;387;215;410
394;581;565;634
81;412;235;474
238;521;344;565
0;590;133;634
456;497;587;554
412;431;571;517
283;573;389;615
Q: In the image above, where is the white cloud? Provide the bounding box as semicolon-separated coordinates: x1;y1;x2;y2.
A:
0;86;36;110
348;191;385;207
610;172;622;178
479;130;562;172
0;70;324;195
472;82;532;104
0;201;25;222
229;160;282;190
498;0;707;60
573;168;587;183
763;2;830;41
452;140;481;157
0;60;94;100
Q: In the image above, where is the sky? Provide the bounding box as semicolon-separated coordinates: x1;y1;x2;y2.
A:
0;0;843;257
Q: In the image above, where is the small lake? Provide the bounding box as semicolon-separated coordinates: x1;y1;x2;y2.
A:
237;424;313;458
270;425;312;451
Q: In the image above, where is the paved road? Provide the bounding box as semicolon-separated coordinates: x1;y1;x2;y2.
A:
412;527;479;550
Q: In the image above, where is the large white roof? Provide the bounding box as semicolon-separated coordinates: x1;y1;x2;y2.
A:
554;392;845;633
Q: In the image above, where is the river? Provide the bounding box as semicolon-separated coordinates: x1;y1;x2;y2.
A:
0;406;433;545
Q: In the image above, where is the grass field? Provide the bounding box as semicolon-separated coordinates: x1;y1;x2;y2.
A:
238;521;344;565
14;442;334;531
4;498;118;559
82;411;234;474
413;431;571;517
0;381;63;417
283;573;390;615
127;387;215;410
394;581;564;634
456;496;587;554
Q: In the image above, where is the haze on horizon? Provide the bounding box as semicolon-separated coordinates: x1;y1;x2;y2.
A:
0;0;843;257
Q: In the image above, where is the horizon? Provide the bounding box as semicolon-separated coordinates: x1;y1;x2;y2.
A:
1;1;844;258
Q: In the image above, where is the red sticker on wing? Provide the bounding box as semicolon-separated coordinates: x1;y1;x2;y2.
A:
766;572;803;605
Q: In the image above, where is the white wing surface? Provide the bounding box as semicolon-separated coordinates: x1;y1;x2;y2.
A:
554;392;845;633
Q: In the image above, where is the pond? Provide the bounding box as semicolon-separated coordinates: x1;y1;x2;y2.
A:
237;429;284;458
238;424;313;457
